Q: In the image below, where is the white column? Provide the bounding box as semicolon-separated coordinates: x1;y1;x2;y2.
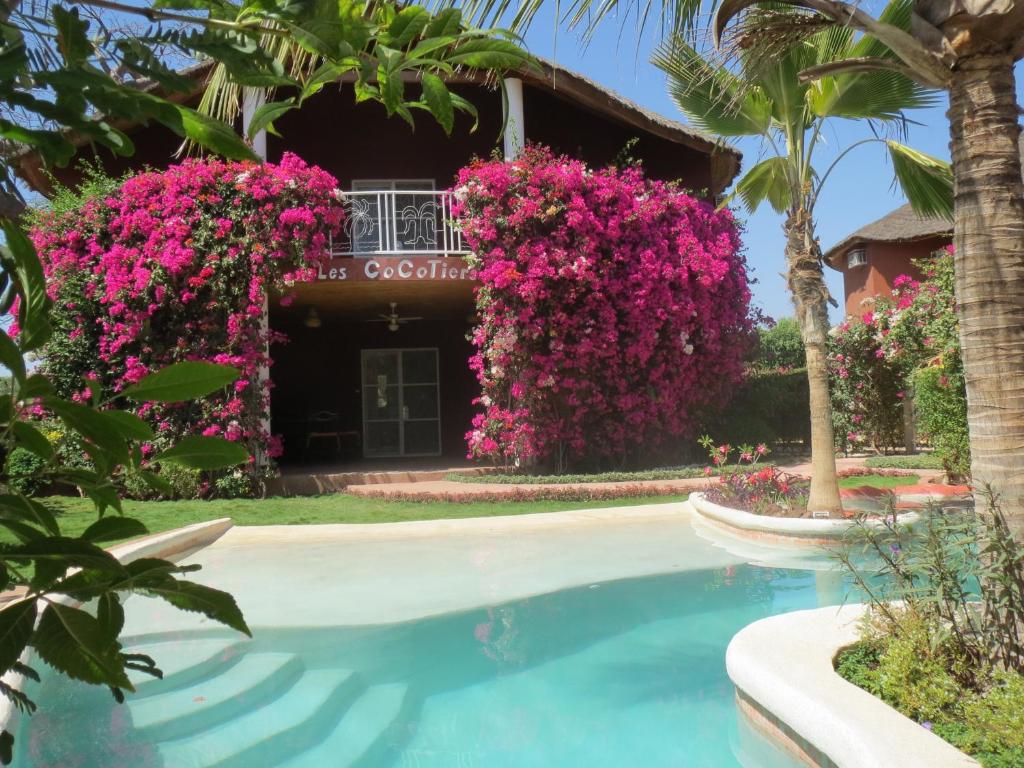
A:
241;88;267;160
503;77;525;161
241;89;273;464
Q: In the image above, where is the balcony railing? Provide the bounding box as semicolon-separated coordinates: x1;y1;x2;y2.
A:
329;189;469;258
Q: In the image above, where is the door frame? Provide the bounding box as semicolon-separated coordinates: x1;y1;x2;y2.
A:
360;347;442;458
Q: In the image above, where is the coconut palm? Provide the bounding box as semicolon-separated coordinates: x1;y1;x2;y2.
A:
652;9;952;512
703;0;1024;535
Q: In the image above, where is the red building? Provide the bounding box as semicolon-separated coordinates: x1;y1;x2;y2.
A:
18;61;740;472
824;204;952;318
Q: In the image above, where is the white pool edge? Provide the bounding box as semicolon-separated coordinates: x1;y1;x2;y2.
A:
727;604;980;768
0;518;235;743
689;492;919;543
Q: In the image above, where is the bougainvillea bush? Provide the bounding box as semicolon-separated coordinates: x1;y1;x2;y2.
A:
25;154;343;496
828;309;909;454
827;251;968;479
453;146;753;471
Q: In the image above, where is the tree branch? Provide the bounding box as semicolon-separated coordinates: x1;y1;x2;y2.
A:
713;0;952;89
798;56;947;90
67;0;289;37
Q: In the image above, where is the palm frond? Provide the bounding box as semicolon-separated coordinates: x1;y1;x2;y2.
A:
652;36;772;137
442;0;703;43
733;155;793;213
886;140;953;221
194;28;318;145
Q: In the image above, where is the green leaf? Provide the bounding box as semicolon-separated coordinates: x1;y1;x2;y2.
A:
0;224;51;353
154;436;249;470
734;156;792;214
81;516;148;544
0;729;12;766
0;331;25;385
421;74;454;135
11;422;54;461
887;141;954;221
121;362;240;403
52;6;92;66
246;99;295;139
0;599;37;676
424;8;463;38
102;411;154;442
138;470;174;498
20;375;54;399
33;603;131;688
447;39;533;70
0;495;59;537
3;537;124;576
386;6;430;47
142;579;250;636
653;37;772;137
174;105;256;161
43;399;128;465
96;594;125;639
0;520;43;544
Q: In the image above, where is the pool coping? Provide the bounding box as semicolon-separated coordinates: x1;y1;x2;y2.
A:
727;604;980;768
688;492;919;545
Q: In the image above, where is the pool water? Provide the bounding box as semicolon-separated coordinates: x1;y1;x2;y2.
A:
12;562;846;768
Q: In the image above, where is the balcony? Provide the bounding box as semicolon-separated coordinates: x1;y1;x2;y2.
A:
329;189;469;258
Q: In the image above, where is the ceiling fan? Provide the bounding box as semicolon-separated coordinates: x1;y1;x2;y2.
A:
364;302;423;332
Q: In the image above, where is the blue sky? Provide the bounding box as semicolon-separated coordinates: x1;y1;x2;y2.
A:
519;11;1023;324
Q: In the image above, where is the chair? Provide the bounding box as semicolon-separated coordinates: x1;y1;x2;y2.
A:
303;411;343;459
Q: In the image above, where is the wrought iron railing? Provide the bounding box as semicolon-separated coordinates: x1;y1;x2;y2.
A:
329;189;469;257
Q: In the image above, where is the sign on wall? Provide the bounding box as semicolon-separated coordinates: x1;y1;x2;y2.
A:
317;256;473;282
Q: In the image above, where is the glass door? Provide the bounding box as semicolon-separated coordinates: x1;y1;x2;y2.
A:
361;349;441;457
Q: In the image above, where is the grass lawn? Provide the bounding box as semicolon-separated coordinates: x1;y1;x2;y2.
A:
838;474;920;490
45;493;689;540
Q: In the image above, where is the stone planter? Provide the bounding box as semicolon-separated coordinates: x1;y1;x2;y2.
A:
688;492;919;546
727;604;979;768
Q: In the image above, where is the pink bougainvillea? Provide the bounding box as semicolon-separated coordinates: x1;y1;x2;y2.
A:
452;146;753;471
28;154;343;489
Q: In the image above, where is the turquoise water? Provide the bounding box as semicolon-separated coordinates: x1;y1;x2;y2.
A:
12;563;845;768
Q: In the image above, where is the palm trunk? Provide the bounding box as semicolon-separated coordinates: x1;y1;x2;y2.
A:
785;207;842;513
947;55;1024;540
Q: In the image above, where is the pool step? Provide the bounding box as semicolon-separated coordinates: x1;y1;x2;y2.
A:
129;652;304;740
126;637;245;695
278;683;411;768
157;668;363;768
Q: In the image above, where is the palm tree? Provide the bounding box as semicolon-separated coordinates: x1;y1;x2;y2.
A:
652;11;952;513
705;0;1024;536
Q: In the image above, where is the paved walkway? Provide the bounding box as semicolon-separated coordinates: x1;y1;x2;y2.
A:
346;454;946;500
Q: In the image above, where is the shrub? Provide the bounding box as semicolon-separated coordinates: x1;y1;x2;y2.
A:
828;252;968;475
26;156;343;495
828;312;907;453
873;612;963;722
702;367;810;448
755;317;805;370
913;365;970;481
453;145;753;471
4;448;46;495
864;453;944;470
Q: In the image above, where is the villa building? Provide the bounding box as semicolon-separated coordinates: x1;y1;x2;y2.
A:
825;204;953;318
17;61;740;467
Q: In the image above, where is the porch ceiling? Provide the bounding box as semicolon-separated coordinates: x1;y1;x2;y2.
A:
272;277;476;321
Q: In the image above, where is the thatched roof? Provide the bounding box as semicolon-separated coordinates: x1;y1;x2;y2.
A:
824;203;952;268
13;57;742;195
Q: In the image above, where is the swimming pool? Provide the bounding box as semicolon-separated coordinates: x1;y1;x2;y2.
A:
10;504;848;768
